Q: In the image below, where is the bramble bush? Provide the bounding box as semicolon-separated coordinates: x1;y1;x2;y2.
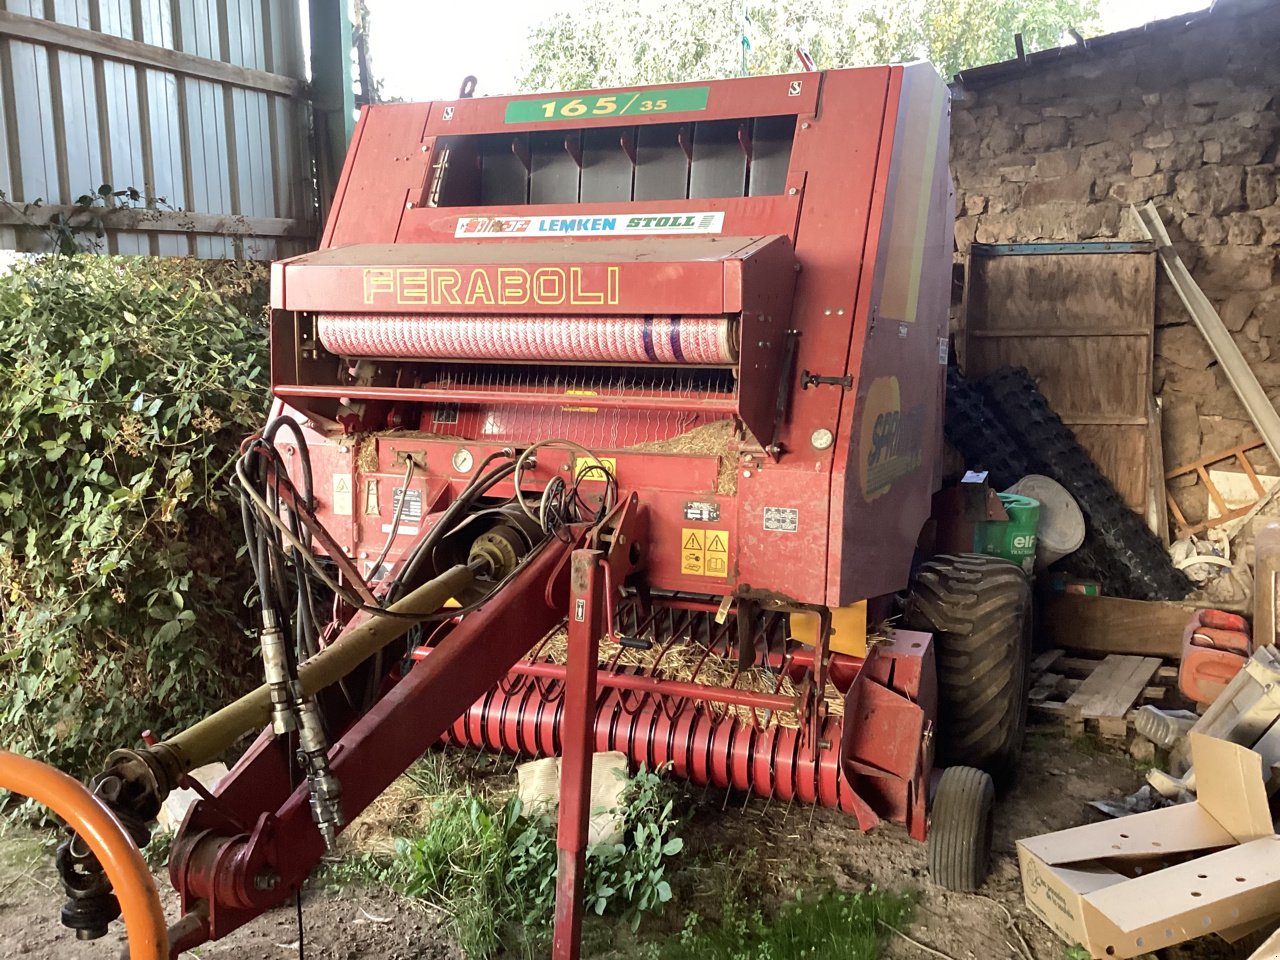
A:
0;255;269;778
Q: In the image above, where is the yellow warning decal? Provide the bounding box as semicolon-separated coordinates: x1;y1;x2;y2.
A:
562;388;599;413
573;456;616;482
680;527;730;578
332;473;353;516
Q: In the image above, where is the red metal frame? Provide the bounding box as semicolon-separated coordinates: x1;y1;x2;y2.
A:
156;65;953;960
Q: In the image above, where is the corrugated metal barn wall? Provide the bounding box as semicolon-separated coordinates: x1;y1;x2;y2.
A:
0;0;314;258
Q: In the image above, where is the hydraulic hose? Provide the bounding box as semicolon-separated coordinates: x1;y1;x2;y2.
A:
131;559;484;796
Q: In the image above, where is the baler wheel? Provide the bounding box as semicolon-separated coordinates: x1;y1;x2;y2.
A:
927;765;995;892
905;553;1030;785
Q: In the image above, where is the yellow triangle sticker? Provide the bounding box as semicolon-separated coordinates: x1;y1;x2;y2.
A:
706;533;727;553
682;529;705;551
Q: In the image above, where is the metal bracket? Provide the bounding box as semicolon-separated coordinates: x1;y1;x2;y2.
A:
800;370;853;390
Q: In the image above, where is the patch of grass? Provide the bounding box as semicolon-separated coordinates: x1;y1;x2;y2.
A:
652;887;914;960
317;764;685;960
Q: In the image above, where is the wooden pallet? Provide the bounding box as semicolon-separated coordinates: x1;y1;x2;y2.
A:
1028;650;1179;739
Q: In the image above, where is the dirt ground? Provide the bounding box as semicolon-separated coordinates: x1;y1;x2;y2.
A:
0;727;1266;960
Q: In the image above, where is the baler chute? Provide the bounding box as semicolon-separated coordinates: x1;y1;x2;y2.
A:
21;63;1035;960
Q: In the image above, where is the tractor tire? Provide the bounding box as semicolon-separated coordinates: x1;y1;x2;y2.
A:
905;554;1030;784
927;765;995;892
981;367;1191;601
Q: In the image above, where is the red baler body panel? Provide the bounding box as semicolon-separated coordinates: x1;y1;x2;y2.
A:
270;66;952;608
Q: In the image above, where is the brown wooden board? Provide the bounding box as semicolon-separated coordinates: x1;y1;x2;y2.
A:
1066;655;1162;718
962;247;1156;516
1040;592;1204;658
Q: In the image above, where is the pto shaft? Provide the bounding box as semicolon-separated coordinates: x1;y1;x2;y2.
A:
114;560;482;801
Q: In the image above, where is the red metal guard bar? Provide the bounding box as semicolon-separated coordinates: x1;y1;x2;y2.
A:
274;384;739;414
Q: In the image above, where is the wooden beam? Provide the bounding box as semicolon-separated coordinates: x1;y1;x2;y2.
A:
0;203;311;239
0;9;306;99
1041;592;1204;658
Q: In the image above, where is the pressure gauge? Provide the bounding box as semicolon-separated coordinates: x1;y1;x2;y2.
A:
810;428;834;451
452;447;474;473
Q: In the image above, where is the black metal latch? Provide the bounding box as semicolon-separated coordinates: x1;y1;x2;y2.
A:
800;370;853;390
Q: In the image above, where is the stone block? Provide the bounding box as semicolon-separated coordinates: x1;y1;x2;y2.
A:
1246;165;1277;208
1227;214;1264;245
974;215;1012;244
1153;141;1206;172
1175;166;1245;215
999;104;1041;125
955;216;978;249
963;193;987;215
1164;362;1218;398
1187;104;1215;124
1034;150;1080;179
1043;103;1087;118
1023;117;1069;150
1161;395;1202;469
1220;126;1273;165
1143;130;1175;150
1108;173;1175;205
1198;370;1249;419
986;184;1022;214
1130;150;1157;178
979;124;1020;158
1220;292;1258;333
1187;77;1240;105
1202;140;1223;164
1196;247;1276;293
1021;172;1096;206
999;163;1036;183
951;108;979;139
1142;92;1161;107
1157;324;1215;369
1180;216;1227;245
1257;210;1280;247
1108;112;1150;142
1070;115;1111;146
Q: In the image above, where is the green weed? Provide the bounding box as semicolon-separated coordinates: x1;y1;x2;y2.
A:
652;887;914;960
319;764;685;960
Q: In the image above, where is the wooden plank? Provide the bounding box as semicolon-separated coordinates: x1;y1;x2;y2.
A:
0;9;305;98
1070;424;1150;515
1030;649;1066;676
966;335;1151;420
966;252;1155;335
1041;593;1199;658
963;246;1156;516
1066;655;1161;719
1147;396;1170;546
0;203;310;239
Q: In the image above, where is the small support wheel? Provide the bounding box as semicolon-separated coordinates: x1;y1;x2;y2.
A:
927;765;994;892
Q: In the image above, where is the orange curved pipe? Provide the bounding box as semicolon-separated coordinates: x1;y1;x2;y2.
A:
0;750;168;960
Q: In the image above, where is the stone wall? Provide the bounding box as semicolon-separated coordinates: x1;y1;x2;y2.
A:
950;0;1280;526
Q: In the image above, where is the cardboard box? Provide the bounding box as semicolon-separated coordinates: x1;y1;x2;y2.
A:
1018;734;1280;958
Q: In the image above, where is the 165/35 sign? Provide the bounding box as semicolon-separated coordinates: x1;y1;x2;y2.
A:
504;86;709;123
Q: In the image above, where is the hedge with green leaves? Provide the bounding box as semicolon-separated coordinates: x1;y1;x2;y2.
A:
0;256;269;777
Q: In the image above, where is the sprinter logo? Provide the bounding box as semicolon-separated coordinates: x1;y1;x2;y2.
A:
859;376;925;501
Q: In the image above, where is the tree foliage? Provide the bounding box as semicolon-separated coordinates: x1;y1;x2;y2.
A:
0;256;268;778
518;0;1100;91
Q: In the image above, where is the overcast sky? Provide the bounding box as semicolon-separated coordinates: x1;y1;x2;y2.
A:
364;0;1212;102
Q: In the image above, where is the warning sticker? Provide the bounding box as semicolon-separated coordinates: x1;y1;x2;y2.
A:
573;456;616;482
332;473;353;516
763;506;799;533
680;527;730;579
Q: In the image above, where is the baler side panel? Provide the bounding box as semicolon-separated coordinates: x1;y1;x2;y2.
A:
325;103;431;248
735;68;892;604
829;64;952;605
